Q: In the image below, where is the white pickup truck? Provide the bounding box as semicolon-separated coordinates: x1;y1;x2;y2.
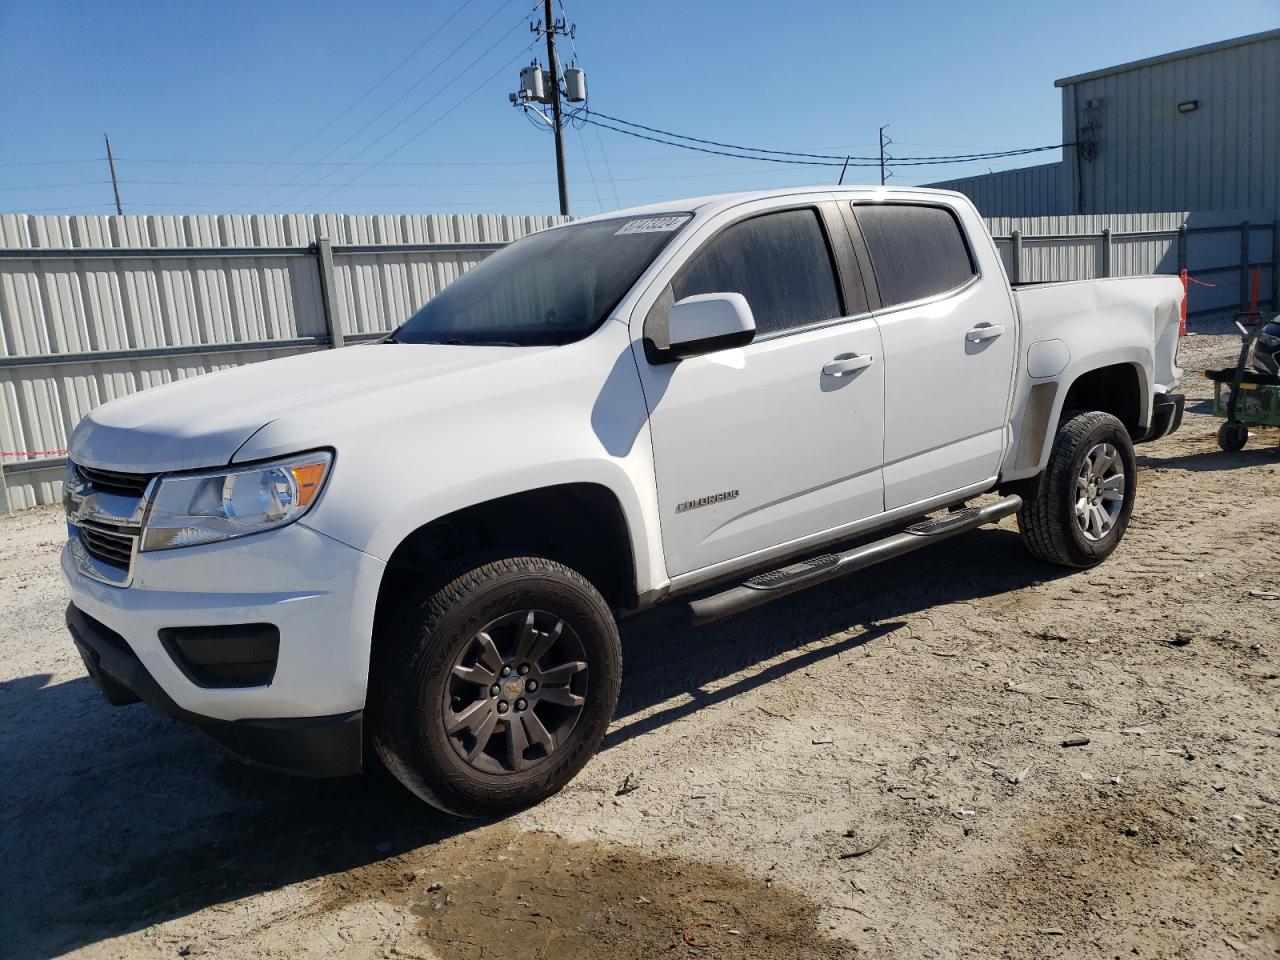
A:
63;187;1185;815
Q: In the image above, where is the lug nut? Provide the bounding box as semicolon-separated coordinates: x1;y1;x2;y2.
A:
518;663;530;675
490;684;500;697
526;679;538;692
500;665;512;677
515;698;527;711
497;701;509;714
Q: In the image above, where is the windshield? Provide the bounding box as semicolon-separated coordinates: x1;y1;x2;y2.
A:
392;214;692;346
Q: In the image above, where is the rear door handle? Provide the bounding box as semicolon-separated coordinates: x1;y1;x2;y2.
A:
966;323;1006;342
822;353;875;377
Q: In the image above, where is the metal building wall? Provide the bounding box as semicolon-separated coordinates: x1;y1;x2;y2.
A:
0;212;567;510
927;162;1065;217
1058;29;1280;215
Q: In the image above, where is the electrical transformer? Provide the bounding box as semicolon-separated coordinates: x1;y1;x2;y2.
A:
519;63;546;103
563;67;587;103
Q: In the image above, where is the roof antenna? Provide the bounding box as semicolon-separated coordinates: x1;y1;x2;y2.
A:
838;156;851;185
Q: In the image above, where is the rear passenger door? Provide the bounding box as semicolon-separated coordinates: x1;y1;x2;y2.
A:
850;202;1016;510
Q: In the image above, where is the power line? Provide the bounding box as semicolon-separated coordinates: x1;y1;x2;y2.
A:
202;0;484;203
572;125;603;212
0;158;102;168
0;181;111;191
296;40;541;211
584;108;1074;166
586;109;876;161
592;124;621;208
265;13;538;209
249;0;532;208
579;114;855;166
97;153;834;168
113;164;835;189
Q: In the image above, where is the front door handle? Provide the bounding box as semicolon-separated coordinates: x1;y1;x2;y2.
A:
966;323;1006;342
822;353;875;377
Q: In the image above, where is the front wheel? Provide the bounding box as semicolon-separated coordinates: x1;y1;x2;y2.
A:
1017;410;1137;568
370;556;621;817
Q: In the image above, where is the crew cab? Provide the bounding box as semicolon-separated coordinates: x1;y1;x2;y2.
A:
62;187;1185;815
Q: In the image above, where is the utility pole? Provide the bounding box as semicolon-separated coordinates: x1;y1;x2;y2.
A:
542;0;569;215
104;133;123;215
509;9;585;213
878;125;891;186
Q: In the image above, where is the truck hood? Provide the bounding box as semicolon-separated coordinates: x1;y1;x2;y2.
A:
69;343;551;473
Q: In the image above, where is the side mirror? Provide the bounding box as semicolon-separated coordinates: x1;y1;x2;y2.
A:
665;292;756;360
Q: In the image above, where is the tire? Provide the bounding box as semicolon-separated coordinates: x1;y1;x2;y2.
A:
369;556;621;817
1217;421;1249;452
1017;410;1137;568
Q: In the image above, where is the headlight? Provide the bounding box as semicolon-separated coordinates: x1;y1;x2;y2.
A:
141;452;332;551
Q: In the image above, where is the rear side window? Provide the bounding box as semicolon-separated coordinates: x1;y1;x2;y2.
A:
671;208;843;337
854;204;975;308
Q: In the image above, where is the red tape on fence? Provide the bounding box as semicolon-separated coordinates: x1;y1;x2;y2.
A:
1;448;69;460
1179;269;1219;337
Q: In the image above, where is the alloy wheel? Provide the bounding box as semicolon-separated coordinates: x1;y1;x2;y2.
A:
443;609;588;775
1075;441;1125;541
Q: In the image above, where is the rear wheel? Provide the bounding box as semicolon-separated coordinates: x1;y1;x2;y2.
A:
370;556;621;817
1018;411;1136;568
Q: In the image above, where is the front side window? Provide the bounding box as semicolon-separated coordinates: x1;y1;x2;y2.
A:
854;203;975;309
393;214;690;346
669;208;844;338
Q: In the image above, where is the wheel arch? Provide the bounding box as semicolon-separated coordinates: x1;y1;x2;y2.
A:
372;482;641;634
1006;358;1150;484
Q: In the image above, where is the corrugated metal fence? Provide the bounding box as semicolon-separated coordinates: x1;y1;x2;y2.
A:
2;208;1278;512
0;212;567;511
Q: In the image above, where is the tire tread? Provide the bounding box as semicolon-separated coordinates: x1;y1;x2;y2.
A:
1018;410;1132;568
369;556;619;817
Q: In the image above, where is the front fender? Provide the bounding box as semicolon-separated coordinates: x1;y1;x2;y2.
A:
267;322;667;597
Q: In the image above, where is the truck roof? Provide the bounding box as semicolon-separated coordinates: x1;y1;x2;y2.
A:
570;184;967;225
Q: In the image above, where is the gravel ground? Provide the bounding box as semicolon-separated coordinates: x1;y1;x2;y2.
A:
1;332;1277;960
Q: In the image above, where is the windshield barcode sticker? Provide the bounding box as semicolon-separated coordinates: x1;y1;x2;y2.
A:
615;215;690;235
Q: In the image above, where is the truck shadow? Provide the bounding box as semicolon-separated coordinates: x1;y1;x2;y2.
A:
1137;444;1279;472
0;526;1064;958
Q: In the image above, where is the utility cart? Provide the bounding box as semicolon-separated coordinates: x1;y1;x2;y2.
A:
1206;316;1280;451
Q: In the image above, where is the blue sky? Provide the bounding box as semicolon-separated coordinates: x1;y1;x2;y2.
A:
1;0;1275;217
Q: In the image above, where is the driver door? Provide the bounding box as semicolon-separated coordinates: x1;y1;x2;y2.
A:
633;203;886;578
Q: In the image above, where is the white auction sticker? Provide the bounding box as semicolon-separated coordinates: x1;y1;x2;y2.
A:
614;215;691;236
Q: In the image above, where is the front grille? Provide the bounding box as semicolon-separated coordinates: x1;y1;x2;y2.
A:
79;525;136;569
76;464;154;497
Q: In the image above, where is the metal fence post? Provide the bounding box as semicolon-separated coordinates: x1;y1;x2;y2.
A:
1010;230;1022;284
0;457;9;516
1101;227;1113;278
1176;224;1188;273
1272;220;1279;313
314;237;344;349
1239;222;1251;314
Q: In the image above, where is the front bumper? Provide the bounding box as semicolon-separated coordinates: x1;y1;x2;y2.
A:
68;604;362;777
62;520;386;777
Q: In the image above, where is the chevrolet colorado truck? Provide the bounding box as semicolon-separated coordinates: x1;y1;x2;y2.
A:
63;187;1185;815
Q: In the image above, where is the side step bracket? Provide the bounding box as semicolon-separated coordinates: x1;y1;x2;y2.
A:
685;495;1022;626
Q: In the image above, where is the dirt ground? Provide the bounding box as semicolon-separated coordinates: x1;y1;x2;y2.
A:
1;331;1277;960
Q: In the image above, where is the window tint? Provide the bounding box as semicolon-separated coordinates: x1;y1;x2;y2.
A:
671;208;843;337
854;204;975;308
394;214;688;346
